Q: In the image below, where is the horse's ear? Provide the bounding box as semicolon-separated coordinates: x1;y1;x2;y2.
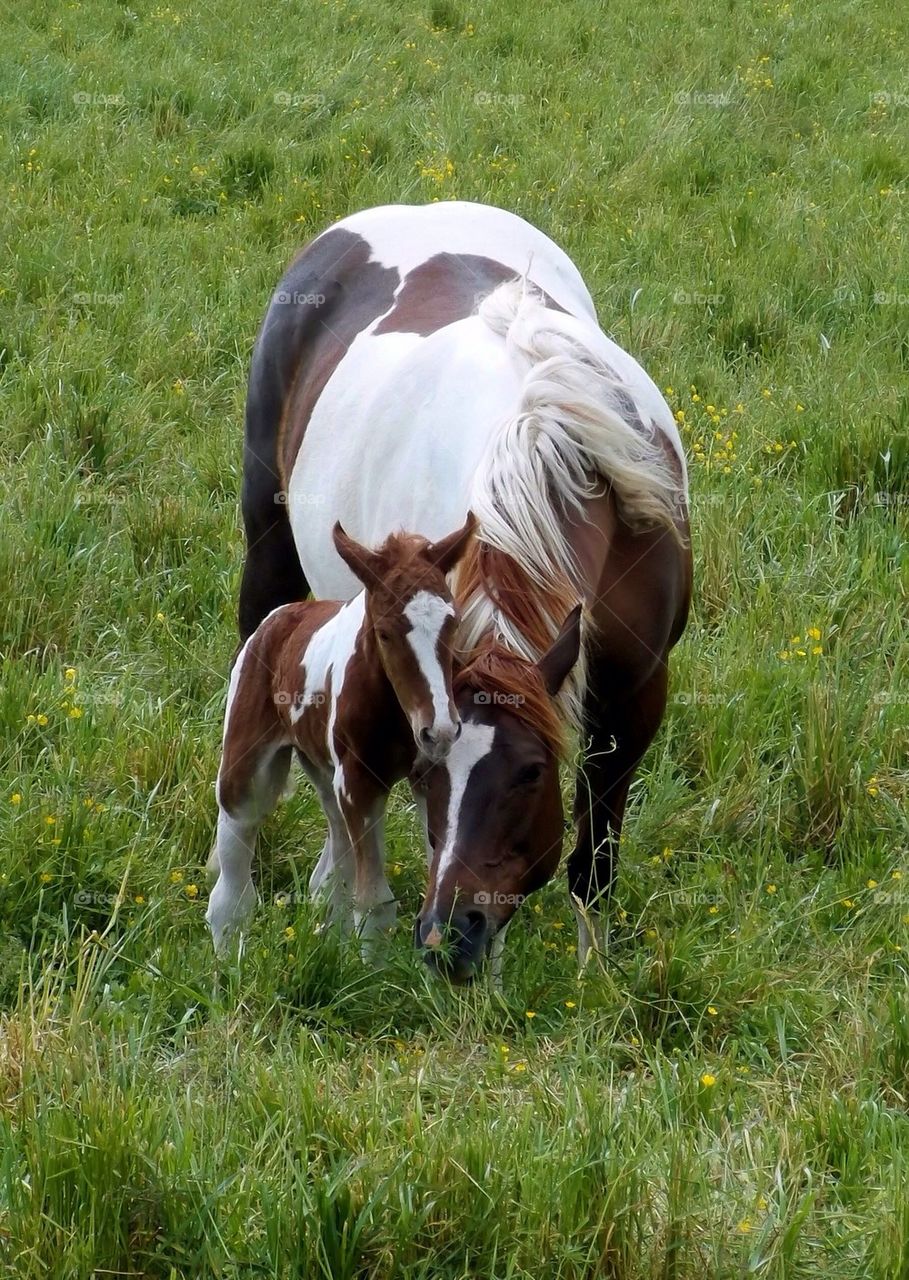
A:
333;522;383;590
426;511;477;574
537;604;583;696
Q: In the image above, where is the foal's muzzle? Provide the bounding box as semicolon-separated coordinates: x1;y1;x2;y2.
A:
416;908;490;984
417;718;462;762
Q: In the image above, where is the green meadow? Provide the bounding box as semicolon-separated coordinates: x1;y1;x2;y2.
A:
2;0;909;1273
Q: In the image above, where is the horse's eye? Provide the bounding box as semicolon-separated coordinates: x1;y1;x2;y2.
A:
513;763;543;789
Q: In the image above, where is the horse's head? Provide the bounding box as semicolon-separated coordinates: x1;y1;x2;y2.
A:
333;514;475;762
413;604;582;983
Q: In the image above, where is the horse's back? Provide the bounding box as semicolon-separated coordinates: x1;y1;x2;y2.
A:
248;201;684;604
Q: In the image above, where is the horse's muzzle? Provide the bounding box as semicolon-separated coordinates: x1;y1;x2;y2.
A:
416;909;490;984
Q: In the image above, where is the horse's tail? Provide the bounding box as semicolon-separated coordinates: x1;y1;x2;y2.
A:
474;279;687;595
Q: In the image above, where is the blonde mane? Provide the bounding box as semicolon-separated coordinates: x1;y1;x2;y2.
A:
454;278;686;733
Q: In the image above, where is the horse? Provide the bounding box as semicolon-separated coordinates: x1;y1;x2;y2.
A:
237;201;692;983
206;516;474;956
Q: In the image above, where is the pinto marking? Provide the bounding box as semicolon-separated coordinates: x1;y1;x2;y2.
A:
430;721;496;914
403;589;457;734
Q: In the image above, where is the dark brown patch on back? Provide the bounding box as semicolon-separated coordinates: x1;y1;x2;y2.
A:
373;252;517;336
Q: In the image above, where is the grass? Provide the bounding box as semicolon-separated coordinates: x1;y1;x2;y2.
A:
2;0;909;1274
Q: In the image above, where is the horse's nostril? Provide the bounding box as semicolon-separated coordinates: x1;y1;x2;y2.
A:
454;721;462;741
420;727;435;747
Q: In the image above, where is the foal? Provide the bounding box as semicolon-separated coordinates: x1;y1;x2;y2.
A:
206;515;474;956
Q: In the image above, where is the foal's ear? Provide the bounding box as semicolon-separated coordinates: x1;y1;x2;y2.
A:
536;604;583;696
333;522;383;590
426;510;477;574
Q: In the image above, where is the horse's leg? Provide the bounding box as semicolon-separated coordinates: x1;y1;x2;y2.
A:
207;744;293;956
338;782;396;955
238;366;309;642
568;661;669;965
295;757;354;931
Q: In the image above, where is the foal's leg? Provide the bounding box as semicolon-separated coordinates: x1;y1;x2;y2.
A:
207;742;292;956
338;780;396;953
568;662;669;965
296;756;355;932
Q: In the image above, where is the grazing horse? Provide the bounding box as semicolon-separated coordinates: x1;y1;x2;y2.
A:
238;201;692;982
207;517;474;955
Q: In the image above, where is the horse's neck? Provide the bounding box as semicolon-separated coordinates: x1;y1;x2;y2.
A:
453;534;590;736
454;542;579;665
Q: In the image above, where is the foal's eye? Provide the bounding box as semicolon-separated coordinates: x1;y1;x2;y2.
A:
512;763;543;789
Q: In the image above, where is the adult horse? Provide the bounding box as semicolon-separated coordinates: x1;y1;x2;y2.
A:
239;201;691;982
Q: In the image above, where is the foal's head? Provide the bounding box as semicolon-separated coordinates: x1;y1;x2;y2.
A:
332;514;475;762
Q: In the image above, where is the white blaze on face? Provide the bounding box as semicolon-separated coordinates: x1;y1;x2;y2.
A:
403;590;456;733
431;722;496;912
